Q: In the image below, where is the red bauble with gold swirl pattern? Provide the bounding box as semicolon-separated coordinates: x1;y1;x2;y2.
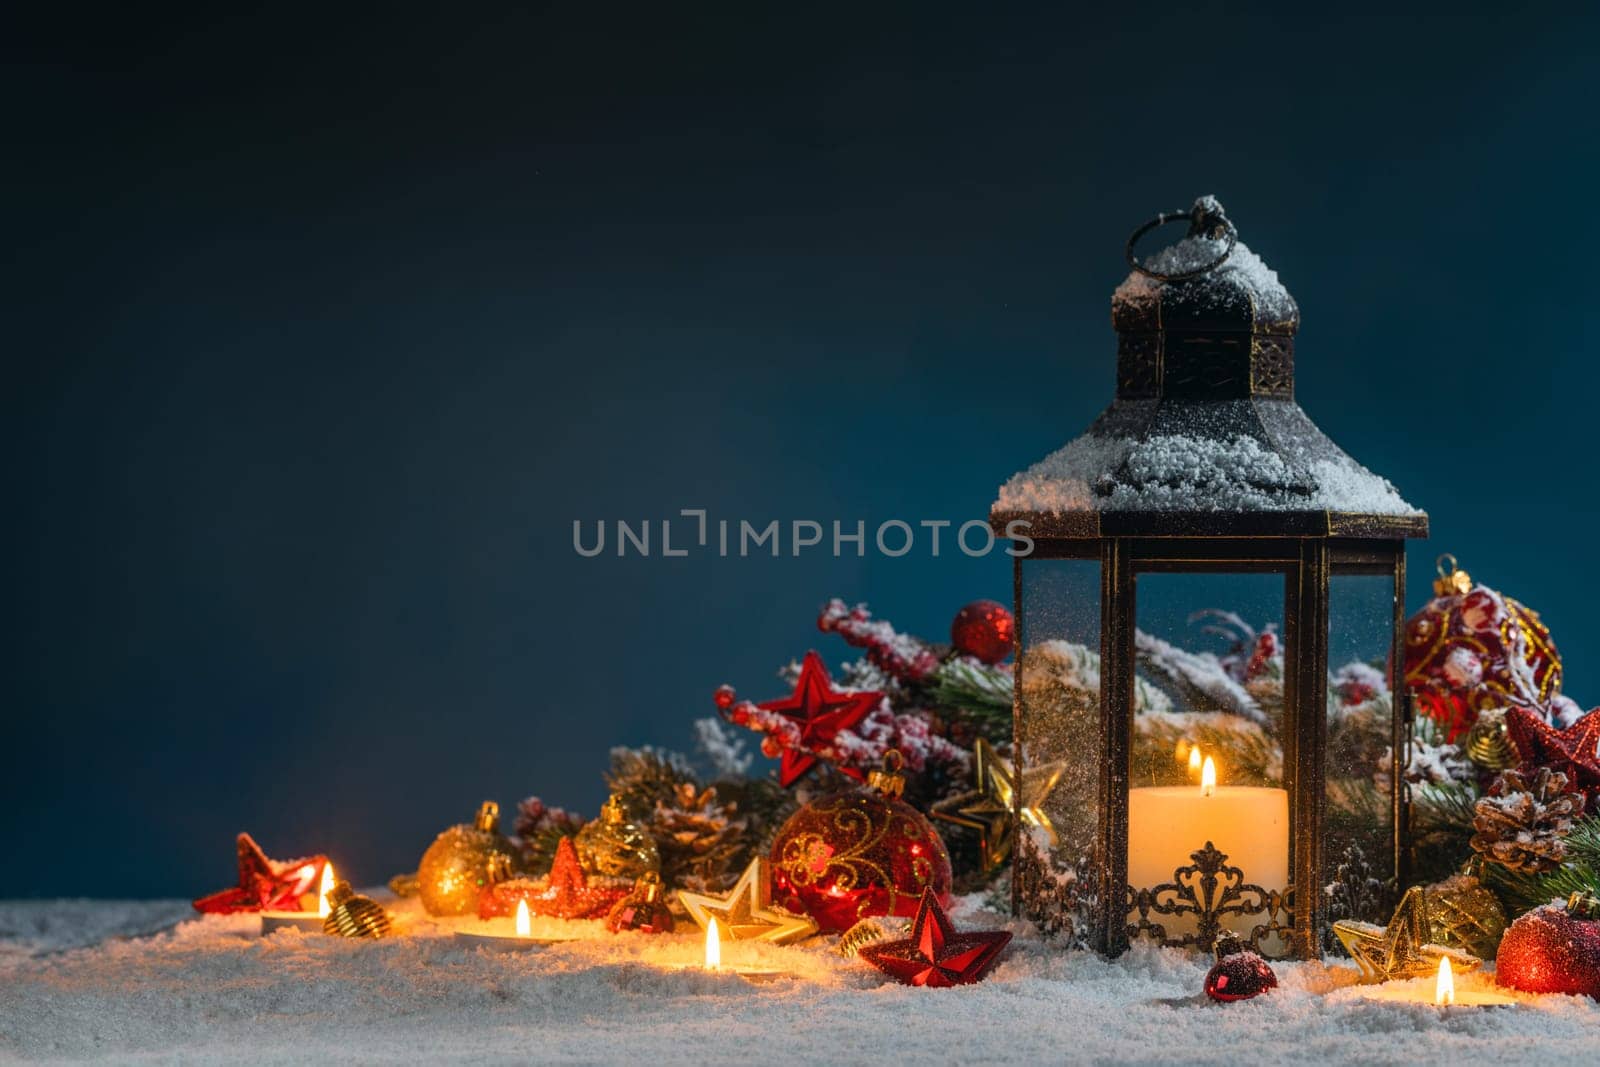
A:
768;755;952;934
1403;556;1563;743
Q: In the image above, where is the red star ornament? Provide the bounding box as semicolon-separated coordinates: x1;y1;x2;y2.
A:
857;887;1012;988
1508;705;1600;802
758;651;881;786
192;833;329;915
477;837;627;920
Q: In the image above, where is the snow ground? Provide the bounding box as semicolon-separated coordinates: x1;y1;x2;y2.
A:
2;894;1596;1065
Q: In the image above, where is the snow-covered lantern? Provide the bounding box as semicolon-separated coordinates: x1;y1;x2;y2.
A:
990;197;1427;959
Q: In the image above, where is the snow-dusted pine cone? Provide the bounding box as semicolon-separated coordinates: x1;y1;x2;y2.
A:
651;783;747;892
1470;767;1585;873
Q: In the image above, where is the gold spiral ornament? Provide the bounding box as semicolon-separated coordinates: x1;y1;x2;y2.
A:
837;916;909;958
1465;708;1520;771
322;881;394;939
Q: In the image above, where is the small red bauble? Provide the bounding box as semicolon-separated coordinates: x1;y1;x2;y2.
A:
950;599;1015;665
1204;950;1278;1002
1403;560;1562;742
1495;897;1600;999
604;875;675;935
768;771;952;933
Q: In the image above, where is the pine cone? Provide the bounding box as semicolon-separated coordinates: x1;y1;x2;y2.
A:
1470;767;1585;873
651;783;747;892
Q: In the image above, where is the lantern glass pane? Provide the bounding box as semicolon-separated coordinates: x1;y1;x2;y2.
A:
1130;572;1286;789
1015;557;1100;934
1127;571;1290;948
1324;572;1399;928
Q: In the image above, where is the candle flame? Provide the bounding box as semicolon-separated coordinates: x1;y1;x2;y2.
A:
705;917;721;970
1188;745;1203;773
1436;956;1455;1005
515;899;531;938
1200;756;1217;797
1175;739;1190;763
317;863;335;918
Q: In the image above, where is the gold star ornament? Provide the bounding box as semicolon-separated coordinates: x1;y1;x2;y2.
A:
931;739;1065;872
1332;885;1483;984
676;857;819;945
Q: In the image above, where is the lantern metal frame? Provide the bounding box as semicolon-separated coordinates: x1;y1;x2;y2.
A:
991;198;1427;959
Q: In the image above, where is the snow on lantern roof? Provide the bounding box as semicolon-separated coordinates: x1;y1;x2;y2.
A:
991;197;1426;540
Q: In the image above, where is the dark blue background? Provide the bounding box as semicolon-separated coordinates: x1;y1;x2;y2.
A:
8;7;1598;897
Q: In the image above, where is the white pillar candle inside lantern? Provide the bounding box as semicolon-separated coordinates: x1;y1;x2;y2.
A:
1126;757;1288;941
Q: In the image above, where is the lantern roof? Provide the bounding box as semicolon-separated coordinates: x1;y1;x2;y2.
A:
992;197;1426;540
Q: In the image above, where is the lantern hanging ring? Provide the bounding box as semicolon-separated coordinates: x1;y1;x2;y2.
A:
1124;198;1238;282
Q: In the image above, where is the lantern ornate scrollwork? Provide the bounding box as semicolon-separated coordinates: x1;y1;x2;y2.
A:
1124;842;1295;956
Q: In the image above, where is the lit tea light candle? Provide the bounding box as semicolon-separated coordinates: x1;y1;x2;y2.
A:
704;916;721;970
1126;757;1288;941
1188;745;1203;780
1353;957;1517;1008
260;863;335;935
699;917;790;983
455;900;582;951
1434;957;1515;1006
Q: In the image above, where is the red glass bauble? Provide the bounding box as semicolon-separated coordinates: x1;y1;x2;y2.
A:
1495;902;1600;999
1404;575;1561;742
769;785;952;933
951;600;1015;665
604;896;674;934
1203;950;1278;1002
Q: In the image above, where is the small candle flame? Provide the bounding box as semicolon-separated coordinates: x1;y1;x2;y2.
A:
515;899;531;938
1436;956;1455;1005
317;863;335;918
1188;745;1203;774
705;916;721;970
1200;756;1217;797
1174;739;1190;763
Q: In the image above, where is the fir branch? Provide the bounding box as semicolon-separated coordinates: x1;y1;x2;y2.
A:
1135;630;1266;725
1409;780;1481;886
605;747;698;814
927;658;1013;743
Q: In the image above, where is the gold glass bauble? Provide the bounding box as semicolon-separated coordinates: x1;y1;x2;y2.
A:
416;800;522;916
574;795;660;880
1420;872;1508;960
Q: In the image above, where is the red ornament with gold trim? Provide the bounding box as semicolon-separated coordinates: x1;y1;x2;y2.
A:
1403;555;1563;742
768;752;952;934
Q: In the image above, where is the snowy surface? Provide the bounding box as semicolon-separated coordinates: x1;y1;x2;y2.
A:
3;895;1596;1065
